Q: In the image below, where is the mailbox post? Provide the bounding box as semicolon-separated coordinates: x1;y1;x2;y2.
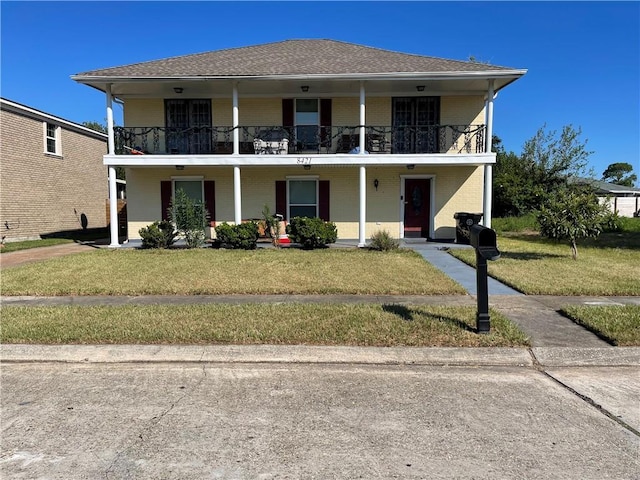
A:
469;225;501;334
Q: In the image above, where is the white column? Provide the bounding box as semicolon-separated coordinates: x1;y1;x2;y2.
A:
233;83;239;155
108;167;119;247
358;165;366;247
106;85;119;247
234;166;242;224
483;80;495;228
359;81;366;153
106;84;115;155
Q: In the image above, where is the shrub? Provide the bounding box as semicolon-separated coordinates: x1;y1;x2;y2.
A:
286;217;337;249
215;222;259;250
369;230;400;251
169;189;209;249
139;221;177;249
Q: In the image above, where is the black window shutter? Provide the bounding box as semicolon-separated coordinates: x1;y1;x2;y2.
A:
320;99;332;145
282;99;294;127
275;181;287;218
204;181;215;226
160;181;172;221
319;180;330;221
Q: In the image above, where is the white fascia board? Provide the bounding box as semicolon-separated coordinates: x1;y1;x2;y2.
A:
0;98;108;140
72;69;527;84
104;153;496;168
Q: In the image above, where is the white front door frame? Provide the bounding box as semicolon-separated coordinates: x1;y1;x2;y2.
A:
399;174;436;240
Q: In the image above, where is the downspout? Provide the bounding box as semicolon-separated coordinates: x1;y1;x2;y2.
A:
232;83;242;224
106;84;119;247
483;80;495;228
358;81;366;247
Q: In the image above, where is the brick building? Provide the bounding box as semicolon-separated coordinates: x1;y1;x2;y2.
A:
0;98;109;242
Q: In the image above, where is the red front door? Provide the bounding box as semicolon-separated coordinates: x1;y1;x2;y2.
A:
404;179;431;238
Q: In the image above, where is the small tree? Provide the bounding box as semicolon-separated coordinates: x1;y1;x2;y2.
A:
537;186;612;260
169;189;209;248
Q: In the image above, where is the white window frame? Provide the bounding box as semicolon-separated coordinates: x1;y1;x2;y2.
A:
43;122;61;156
170;176;205;202
286;175;319;220
294;98;319;149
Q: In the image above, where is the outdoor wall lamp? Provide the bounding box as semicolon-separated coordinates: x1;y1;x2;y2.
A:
303;164;311;170
406;164;415;170
301;85;309;92
175;165;185;170
416;85;425;92
173;87;184;94
373;179;379;190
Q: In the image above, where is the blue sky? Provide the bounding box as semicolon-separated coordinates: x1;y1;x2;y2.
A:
1;1;638;182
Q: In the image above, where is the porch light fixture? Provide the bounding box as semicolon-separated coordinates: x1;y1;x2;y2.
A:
416;85;425;92
303;164;311;170
175;165;185;171
173;87;184;94
406;164;415;170
373;179;379;190
301;86;309;92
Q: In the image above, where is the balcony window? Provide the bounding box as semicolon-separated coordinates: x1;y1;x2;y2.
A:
165;100;212;154
295;99;319;151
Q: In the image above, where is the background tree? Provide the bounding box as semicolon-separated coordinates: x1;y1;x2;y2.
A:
82;121;107;133
537;185;616;260
492;125;593;217
602;162;637;187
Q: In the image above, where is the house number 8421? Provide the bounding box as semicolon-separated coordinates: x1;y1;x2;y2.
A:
296;157;312;165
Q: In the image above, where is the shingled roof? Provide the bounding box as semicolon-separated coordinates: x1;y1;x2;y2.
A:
75;39;522;78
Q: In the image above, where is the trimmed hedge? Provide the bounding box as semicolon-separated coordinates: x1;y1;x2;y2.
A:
215;222;259;250
286;217;337;249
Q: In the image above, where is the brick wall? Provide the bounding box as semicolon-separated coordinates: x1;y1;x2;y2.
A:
0;107;109;241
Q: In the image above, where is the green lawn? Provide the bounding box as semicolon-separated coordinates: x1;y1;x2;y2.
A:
1;248;466;296
0;304;529;347
449;233;640;295
561;305;640;346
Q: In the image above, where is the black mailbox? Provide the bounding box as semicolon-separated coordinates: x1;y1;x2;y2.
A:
470;225;500;261
469;224;500;334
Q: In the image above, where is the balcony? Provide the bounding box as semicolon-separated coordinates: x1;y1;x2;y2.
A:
113;124;486;156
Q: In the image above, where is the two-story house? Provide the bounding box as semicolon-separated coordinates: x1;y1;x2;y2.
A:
72;39;526;247
0;98;109;242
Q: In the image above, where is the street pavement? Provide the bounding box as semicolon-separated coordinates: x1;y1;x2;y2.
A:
1;241;639;478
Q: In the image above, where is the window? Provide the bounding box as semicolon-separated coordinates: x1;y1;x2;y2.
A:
174;179;203;203
295;99;319;150
165;99;212;154
44;122;60;155
288;179;318;218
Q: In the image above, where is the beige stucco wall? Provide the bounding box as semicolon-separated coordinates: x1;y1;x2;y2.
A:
0;108;108;241
126;165;483;241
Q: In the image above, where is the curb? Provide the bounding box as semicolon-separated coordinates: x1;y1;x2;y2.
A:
2;345;639;367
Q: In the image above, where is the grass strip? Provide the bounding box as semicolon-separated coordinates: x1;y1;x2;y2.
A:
561;305;640;346
0;304;529;347
0;238;73;253
1;249;466;296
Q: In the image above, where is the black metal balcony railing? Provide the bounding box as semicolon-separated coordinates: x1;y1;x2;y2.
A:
113;125;485;155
